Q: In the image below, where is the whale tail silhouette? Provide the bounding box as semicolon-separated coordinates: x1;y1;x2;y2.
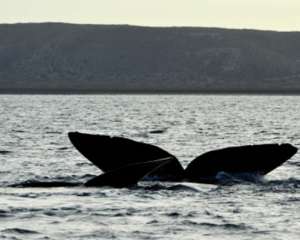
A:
68;132;298;186
184;143;298;183
68;132;184;181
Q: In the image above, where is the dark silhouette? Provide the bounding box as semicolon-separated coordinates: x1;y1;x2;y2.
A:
185;144;297;183
68;132;298;187
68;132;184;181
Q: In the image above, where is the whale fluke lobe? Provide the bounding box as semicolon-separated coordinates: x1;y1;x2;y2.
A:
68;132;185;181
185;143;298;183
68;131;297;186
84;158;172;187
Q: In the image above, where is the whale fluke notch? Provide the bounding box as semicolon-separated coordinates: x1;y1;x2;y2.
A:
85;158;173;187
185;143;298;183
68;132;185;181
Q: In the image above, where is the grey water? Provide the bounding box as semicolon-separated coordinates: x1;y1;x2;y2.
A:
0;94;299;240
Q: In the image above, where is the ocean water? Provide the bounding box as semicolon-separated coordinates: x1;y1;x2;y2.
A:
0;94;299;240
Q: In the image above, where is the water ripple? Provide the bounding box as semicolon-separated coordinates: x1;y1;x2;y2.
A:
0;94;299;240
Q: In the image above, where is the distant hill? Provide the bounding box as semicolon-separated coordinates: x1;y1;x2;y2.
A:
1;23;300;93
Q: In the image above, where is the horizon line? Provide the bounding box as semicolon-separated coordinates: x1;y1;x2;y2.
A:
1;21;299;33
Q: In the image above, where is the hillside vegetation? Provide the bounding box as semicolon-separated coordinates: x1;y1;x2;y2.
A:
1;23;300;93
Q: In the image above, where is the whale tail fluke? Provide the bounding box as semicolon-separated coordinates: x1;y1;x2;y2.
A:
84;158;173;187
68;132;185;181
184;143;298;183
68;131;298;186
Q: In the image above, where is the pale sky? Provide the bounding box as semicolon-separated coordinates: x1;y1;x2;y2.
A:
0;0;299;31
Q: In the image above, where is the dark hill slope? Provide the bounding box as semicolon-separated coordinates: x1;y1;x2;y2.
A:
1;23;300;92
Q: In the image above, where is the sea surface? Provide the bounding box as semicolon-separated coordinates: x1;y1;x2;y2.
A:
0;94;299;240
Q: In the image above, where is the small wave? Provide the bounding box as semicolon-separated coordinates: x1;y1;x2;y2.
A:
12;129;25;133
0;150;12;155
142;183;200;192
215;171;264;185
167;184;200;192
250;178;300;194
182;220;249;230
57;147;69;150
45;131;62;134
262;178;300;190
146;220;159;224
9;180;82;188
287;161;300;167
0;209;11;218
149;129;166;134
42;207;83;217
286;197;300;202
76;162;93;167
264;178;300;185
214;175;300;188
2;228;39;234
165;212;181;217
113;212;133;217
